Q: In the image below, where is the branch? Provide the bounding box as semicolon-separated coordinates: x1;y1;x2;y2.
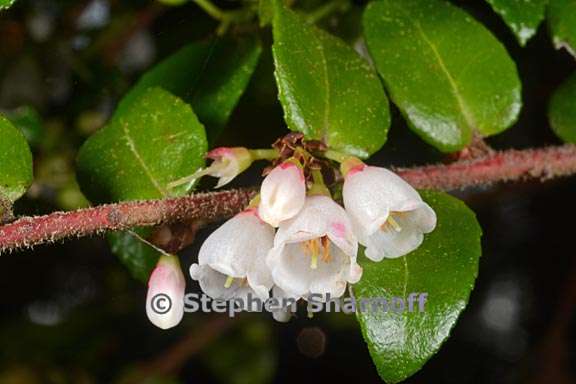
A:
0;189;255;253
1;144;576;253
395;144;576;190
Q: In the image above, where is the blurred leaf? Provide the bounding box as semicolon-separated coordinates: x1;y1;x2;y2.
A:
157;0;187;5
77;87;207;203
119;37;262;143
0;115;33;202
363;0;522;152
485;0;547;45
548;0;576;58
258;0;273;26
77;88;207;280
204;319;277;384
354;190;482;383
0;0;15;10
5;106;44;147
108;229;159;283
549;72;576;142
272;0;390;158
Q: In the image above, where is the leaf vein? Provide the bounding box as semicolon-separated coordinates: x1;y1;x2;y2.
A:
121;122;167;197
413;20;477;131
316;35;331;139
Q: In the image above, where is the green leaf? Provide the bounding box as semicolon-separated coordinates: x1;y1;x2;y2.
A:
0;0;16;10
100;38;254;276
363;0;522;152
118;37;262;143
272;1;390;158
108;229;159;282
354;190;482;383
0;115;33;202
548;0;576;58
77;88;207;280
485;0;547;45
77;87;207;203
549;72;576;143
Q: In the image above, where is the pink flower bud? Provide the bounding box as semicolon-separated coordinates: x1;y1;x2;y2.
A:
168;147;253;190
258;161;306;227
146;254;186;330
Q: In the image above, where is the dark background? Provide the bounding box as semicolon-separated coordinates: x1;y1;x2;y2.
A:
1;0;575;383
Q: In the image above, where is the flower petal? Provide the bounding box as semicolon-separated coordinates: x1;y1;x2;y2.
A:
198;210;274;278
343;166;423;234
270;286;298;322
364;209;430;260
269;242;352;298
274;195;357;255
247;254;274;300
190;263;256;300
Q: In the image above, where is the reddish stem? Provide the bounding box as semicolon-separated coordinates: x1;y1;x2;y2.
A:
396;144;576;190
0;189;254;253
1;144;576;253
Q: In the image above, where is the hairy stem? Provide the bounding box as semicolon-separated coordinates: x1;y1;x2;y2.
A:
0;189;255;253
1;144;576;253
394;144;576;190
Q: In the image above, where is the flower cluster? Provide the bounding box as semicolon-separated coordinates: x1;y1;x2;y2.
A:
146;146;437;328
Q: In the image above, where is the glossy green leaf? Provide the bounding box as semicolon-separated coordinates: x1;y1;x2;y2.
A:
272;1;390;158
0;115;33;202
354;190;482;383
77;87;207;280
119;37;261;142
100;38;255;277
549;72;576;143
485;0;547;45
0;0;16;10
548;0;576;58
77;87;207;203
363;0;522;152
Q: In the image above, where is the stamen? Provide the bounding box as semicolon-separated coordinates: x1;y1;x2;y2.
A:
224;276;234;288
321;236;331;262
310;253;318;269
388;216;402;232
302;239;321;269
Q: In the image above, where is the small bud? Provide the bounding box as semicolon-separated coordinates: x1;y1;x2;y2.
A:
146;254;186;330
258;160;306;227
169;147;253;190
